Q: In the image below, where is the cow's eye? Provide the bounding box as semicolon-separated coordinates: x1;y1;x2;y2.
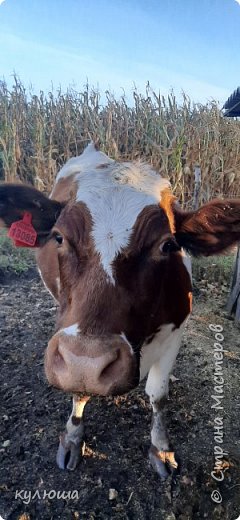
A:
54;234;64;245
160;239;180;254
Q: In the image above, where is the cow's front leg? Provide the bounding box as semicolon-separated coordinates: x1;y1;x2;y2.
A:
148;397;178;479
145;332;183;479
56;395;90;470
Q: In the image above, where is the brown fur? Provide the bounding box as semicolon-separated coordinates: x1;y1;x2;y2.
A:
175;198;240;255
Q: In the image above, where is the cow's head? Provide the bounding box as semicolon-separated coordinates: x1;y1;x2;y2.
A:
1;151;240;396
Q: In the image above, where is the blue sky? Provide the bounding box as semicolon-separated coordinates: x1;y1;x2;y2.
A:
0;0;239;105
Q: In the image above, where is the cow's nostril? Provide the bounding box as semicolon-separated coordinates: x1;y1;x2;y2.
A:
99;350;120;381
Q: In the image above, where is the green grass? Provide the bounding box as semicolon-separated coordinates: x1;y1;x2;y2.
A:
0;231;35;274
192;254;235;284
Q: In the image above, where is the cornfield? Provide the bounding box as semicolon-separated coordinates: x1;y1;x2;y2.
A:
0;75;240;208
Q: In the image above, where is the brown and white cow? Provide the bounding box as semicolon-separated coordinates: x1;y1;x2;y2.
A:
1;142;240;478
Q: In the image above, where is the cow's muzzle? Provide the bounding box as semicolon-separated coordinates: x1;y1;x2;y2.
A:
44;331;139;396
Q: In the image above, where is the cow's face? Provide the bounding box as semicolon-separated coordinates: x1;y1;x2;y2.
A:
39;155;191;397
42;198;188;396
1;148;240;397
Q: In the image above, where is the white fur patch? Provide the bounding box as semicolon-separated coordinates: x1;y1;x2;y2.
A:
140;321;187;401
75;159;170;283
140;317;188;386
61;324;79;337
140;324;175;381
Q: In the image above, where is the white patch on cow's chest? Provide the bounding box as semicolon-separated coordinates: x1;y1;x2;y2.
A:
76;162;170;282
140;322;185;381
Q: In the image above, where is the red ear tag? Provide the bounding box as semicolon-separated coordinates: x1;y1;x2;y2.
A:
8;212;37;247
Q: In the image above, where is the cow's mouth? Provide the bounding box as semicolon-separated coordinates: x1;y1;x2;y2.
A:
44;331;139;396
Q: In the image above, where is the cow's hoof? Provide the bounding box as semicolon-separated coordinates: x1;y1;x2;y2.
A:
56;433;82;470
149;445;178;480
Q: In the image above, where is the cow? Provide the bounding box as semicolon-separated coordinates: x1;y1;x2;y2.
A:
0;142;240;478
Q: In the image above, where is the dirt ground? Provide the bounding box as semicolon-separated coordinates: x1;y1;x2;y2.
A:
0;269;239;520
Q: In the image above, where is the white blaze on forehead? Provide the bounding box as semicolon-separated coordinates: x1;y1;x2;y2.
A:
75;155;170;282
53;143;170;282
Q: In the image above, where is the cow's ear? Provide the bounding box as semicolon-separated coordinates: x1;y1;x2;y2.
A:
174;199;240;256
0;184;63;246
